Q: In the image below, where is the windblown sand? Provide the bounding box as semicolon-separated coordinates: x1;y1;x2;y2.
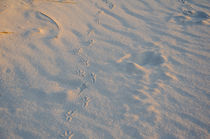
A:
0;0;209;139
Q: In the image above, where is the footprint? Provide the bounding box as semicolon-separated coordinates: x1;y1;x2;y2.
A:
79;56;89;66
181;9;209;23
76;69;86;78
183;10;209;23
61;130;74;139
90;72;96;83
184;10;209;19
87;39;95;46
72;48;83;55
76;70;96;85
82;96;90;108
102;0;108;3
102;0;115;9
173;1;209;25
65;110;75;121
108;3;115;9
95;10;104;24
178;0;186;4
132;51;165;66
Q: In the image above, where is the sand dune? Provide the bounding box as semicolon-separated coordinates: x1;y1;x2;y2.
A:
0;0;209;138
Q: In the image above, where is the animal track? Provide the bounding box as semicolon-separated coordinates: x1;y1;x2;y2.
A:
102;0;115;9
65;110;75;122
76;69;86;78
82;96;90;108
174;11;209;25
87;39;95;46
61;130;74;139
95;10;103;24
72;48;83;55
172;0;209;25
79;56;89;66
75;69;96;85
183;10;209;19
90;72;96;83
178;0;186;4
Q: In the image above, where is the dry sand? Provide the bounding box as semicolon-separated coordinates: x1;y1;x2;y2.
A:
0;0;210;139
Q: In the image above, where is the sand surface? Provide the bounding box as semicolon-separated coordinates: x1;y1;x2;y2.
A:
0;0;210;139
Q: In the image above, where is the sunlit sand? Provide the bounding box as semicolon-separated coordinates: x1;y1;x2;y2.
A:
0;0;209;138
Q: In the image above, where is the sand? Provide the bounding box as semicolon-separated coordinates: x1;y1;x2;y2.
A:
0;0;210;139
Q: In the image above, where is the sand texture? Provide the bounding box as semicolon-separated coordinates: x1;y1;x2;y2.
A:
0;0;210;139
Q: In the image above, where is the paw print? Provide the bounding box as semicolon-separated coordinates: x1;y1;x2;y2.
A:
65;111;75;121
61;130;74;139
82;96;90;108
